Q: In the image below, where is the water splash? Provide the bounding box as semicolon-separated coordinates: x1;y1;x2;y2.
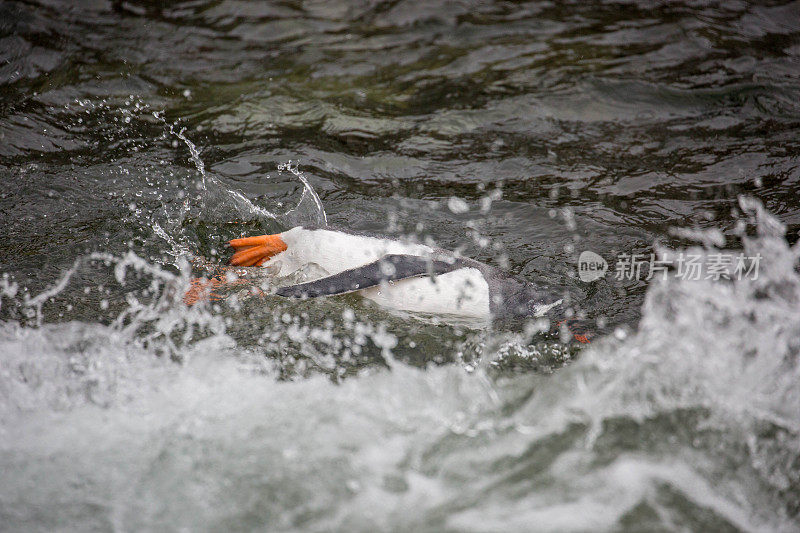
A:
3;250;227;359
156;111;327;229
166;118;278;222
278;160;328;228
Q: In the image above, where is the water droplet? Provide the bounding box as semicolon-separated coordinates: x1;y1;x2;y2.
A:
448;197;469;214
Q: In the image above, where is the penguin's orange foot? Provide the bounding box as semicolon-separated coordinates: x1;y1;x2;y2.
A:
183;276;226;306
183;272;264;306
228;234;287;267
556;319;593;344
573;333;592;344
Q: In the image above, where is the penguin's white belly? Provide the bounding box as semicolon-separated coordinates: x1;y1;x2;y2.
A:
266;227;491;317
270;227;434;278
360;267;491;318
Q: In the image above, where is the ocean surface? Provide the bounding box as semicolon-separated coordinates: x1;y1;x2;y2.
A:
1;1;799;531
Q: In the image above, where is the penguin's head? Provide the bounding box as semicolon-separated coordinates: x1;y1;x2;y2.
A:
494;284;564;321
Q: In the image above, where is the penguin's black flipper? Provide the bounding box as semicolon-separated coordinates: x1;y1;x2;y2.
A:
275;254;462;298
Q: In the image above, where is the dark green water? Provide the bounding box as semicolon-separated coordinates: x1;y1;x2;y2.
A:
1;1;799;531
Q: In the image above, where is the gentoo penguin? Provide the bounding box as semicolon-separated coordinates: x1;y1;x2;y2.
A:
185;226;593;343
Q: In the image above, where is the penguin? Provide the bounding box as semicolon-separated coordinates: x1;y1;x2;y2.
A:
184;226;593;343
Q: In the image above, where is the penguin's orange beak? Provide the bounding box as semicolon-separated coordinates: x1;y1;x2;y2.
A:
228;234;287;267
